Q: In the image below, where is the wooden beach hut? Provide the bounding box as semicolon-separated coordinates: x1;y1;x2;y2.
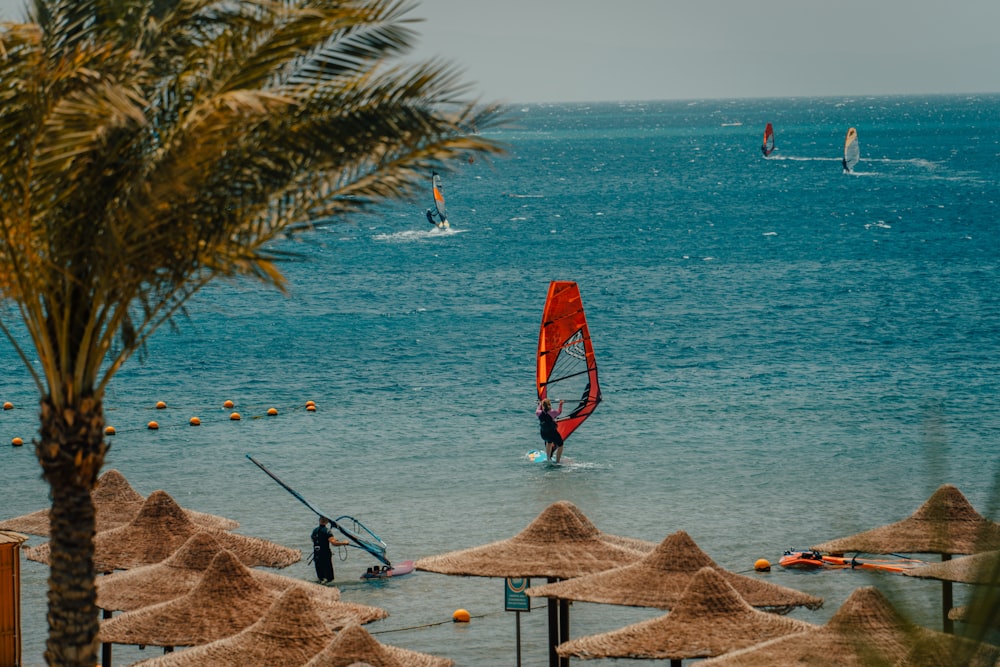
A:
1;531;29;667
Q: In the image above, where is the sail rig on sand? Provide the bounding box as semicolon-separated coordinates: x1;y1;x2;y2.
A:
536;281;602;441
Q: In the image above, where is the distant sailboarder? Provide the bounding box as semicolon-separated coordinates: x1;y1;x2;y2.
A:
761;123;775;157
425;172;450;229
842;127;859;173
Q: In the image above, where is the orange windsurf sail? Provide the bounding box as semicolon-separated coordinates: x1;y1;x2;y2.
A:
536;281;602;440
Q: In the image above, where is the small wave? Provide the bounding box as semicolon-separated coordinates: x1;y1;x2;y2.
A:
372;228;467;242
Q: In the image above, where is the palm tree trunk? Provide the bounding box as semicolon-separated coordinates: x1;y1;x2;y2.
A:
36;396;107;667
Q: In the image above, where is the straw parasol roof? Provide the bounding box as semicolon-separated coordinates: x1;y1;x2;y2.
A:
0;469;238;536
26;490;299;570
302;623;454;667
528;530;822;613
811;484;1000;555
556;567;816;661
95;531;354;613
415;500;647;579
563;503;657;553
99;551;383;647
416;500;649;667
697;586;1000;667
903;549;1000;585
128;587;336;666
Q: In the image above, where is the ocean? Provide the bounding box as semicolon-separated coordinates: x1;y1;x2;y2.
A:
2;94;999;665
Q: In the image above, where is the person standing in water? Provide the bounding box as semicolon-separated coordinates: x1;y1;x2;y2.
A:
311;516;337;583
536;398;565;462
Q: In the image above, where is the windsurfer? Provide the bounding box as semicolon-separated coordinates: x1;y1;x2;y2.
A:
425;209;437;226
311;516;337;583
536;398;565;462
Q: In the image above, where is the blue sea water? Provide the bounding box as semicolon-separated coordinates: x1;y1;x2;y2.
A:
2;94;999;666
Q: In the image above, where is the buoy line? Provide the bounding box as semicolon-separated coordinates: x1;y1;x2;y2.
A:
97;400;322;436
370;604;549;635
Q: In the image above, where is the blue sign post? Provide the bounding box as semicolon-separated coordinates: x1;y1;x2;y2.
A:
505;578;531;667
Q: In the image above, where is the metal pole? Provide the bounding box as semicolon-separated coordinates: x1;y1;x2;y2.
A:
515;610;522;667
942;553;953;634
102;608;112;667
547;577;559;667
559;598;570;667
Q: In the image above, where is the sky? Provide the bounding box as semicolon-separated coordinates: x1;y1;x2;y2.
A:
2;0;999;104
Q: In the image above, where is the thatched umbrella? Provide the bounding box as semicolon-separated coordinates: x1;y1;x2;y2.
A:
904;550;1000;631
811;484;1000;633
128;587;336;666
529;530;822;613
416;500;648;667
697;586;1000;667
903;549;1000;585
26;489;299;570
96;531;350;613
99;550;384;649
302;623;453;667
0;469;238;536
556;567;816;666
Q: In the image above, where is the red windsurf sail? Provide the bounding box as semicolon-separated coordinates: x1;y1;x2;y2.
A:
761;122;775;156
536;281;602;440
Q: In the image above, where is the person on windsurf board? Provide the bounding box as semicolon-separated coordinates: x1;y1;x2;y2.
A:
536;398;565;462
426;171;450;228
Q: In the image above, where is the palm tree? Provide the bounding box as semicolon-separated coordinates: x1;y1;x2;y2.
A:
0;1;503;664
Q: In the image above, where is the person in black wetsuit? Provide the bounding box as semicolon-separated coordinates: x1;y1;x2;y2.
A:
536;398;565;462
311;516;336;583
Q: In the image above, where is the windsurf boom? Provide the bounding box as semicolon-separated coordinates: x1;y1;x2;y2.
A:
843;127;859;172
761;123;775;156
536;281;602;440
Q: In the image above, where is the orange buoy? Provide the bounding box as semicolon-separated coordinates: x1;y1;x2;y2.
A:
223;399;234;409
452;609;471;623
104;426;116;436
754;558;771;572
155;400;167;409
305;400;316;408
267;407;278;416
2;401;13;410
189;416;201;426
229;412;241;421
11;437;24;447
147;421;159;430
306;404;316;412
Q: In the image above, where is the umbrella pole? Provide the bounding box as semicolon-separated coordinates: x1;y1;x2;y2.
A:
559;598;569;667
101;608;112;667
547;578;559;667
942;553;953;634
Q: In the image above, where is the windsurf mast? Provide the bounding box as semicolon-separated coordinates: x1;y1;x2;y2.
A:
536;281;602;440
843;127;859;173
761;123;775;156
246;455;390;566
